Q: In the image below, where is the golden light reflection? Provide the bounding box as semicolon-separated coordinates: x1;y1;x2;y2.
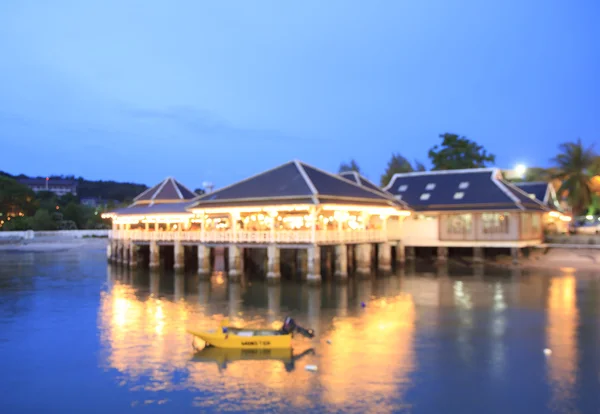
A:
319;291;415;407
546;275;578;410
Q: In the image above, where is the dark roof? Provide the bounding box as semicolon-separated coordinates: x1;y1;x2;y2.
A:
190;160;403;209
18;178;77;187
110;201;195;216
134;177;197;203
514;181;562;211
339;171;410;209
383;168;548;212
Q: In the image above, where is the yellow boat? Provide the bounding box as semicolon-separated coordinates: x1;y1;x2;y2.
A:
191;346;315;371
187;316;314;350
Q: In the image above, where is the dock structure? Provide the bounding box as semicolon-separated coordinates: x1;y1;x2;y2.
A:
383;168;571;263
103;161;411;284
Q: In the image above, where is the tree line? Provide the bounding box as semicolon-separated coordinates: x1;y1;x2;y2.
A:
339;133;600;216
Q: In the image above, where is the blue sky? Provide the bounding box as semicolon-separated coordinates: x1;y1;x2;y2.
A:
1;0;598;189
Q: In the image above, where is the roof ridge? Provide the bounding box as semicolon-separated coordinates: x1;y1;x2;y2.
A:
383;168;497;191
489;170;523;209
300;161;391;200
170;177;184;199
188;160;298;206
500;178;550;211
149;177;170;205
174;179;197;199
294;160;319;204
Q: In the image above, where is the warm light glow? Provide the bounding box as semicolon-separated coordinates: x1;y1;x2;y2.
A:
549;211;560;218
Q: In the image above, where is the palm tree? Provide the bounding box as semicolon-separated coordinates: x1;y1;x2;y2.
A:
551;139;599;215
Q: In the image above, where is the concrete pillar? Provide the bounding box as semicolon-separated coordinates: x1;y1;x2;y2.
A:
406;246;416;261
307;245;321;285
197;245;211;279
473;246;484;264
106;241;112;263
511;247;522;265
129;243;139;269
334;244;348;281
174;241;184;271
121;242;129;266
228;245;243;283
266;245;281;283
296;249;308;279
378;242;392;273
149;241;160;269
356;243;372;277
396;240;405;265
437;246;448;264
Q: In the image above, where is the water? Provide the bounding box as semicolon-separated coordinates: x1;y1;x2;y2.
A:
1;246;599;413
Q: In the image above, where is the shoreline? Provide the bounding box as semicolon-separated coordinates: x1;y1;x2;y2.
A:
0;238;107;252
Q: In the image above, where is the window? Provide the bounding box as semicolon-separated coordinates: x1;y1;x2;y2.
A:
459;182;469;190
482;213;510;234
398;184;408;192
453;192;464;200
425;183;436;191
446;214;472;234
420;193;430;201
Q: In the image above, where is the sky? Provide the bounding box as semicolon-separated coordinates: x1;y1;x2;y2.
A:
1;0;598;190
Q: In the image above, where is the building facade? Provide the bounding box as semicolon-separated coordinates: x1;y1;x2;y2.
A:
18;178;77;196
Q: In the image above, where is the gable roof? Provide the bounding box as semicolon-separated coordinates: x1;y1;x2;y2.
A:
190;160;405;209
109;201;196;217
383;168;549;212
133;177;197;204
514;181;562;211
339;171;410;209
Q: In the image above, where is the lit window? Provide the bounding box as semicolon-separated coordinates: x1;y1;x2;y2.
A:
420;193;430;201
454;192;464;200
425;183;436;191
459;182;469;189
528;194;535;199
398;184;408;192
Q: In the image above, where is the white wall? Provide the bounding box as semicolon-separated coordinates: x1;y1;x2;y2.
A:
0;230;109;241
402;217;440;246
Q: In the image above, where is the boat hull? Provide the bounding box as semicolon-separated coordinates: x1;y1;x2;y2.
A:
188;329;292;349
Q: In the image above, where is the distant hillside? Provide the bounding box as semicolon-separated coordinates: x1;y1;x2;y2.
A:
0;171;148;203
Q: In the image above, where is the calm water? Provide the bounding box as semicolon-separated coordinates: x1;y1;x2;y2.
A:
1;246;599;413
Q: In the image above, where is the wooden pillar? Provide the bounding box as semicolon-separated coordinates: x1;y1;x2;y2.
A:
149;241;160;269
356;243;372;277
334;244;348;281
307;245;321;285
267;244;281;283
228;245;243;283
198;245;211;279
378;242;392;272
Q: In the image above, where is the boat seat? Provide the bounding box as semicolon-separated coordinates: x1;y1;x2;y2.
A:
236;331;254;337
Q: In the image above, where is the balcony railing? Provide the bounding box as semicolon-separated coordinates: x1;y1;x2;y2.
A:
108;229;394;245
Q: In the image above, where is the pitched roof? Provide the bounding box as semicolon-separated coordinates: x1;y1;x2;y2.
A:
514;181;562;211
110;201;195;216
133;177;197;203
339;171;410;209
190;160;403;209
383;168;549;212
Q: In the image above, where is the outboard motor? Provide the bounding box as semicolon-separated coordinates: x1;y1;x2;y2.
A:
281;317;315;338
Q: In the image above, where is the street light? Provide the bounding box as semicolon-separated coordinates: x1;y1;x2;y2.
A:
515;164;527;178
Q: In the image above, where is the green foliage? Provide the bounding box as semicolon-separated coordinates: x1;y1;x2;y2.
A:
428;133;496;170
2;216;31;231
339;159;361;174
76;178;147;202
551;138;598;216
30;209;57;231
194;188;206;195
380;153;425;187
0;176;37;216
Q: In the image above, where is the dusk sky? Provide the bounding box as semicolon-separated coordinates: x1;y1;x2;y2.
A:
1;1;598;190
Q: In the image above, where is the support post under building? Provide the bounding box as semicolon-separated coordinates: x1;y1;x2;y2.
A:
334;244;348;281
355;243;372;277
307;245;321;285
149;241;160;269
228;245;243;283
267;245;281;283
197;245;211;279
378;242;392;273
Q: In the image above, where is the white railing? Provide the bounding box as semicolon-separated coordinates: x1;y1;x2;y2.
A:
109;229;390;244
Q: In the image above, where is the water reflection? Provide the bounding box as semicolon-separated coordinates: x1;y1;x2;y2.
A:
92;262;600;413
